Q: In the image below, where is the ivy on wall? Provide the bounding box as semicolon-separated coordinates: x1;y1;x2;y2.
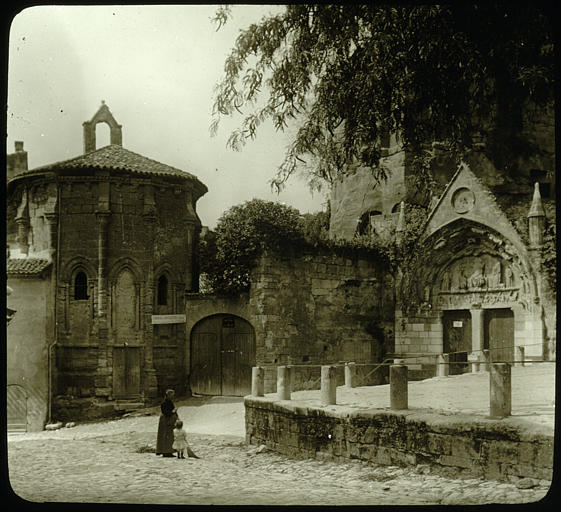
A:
199;199;398;296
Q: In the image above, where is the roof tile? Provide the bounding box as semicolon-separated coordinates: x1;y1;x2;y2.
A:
16;145;206;189
7;258;52;276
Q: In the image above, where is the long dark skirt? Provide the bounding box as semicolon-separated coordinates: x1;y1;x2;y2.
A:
156;413;178;455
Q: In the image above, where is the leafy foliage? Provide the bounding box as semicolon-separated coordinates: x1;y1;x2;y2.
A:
199;199;306;295
212;4;553;191
199;198;427;296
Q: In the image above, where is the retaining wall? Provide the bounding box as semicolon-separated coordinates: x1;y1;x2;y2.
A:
245;397;553;482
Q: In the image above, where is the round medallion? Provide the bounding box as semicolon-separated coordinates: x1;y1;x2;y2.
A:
452;187;475;214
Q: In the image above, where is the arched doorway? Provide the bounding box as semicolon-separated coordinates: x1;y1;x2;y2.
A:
7;384;27;432
190;314;256;396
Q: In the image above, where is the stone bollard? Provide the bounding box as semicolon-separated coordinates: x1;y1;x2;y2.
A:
321;365;337;405
390;365;408;410
468;352;480;373
490;363;511;418
277;366;292;401
251;366;265;397
515;346;525;368
479;350;490;372
437;353;449;377
344;362;356;388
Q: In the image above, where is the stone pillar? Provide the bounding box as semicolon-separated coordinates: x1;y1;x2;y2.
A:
490;363;511;418
277;366;292;401
15;187;29;255
515;346;525;367
95;211;111;396
437;353;449;377
480;349;490;371
321;365;337;405
95;212;110;318
390;365;408;410
15;217;29;255
252;366;264;397
470;308;484;354
344;362;356;388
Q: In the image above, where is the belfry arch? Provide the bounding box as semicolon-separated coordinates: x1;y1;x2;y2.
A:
82;101;123;153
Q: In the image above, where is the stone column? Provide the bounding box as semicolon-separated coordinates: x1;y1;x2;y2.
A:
95;211;111;396
490;363;511;418
277;366;292;401
143;212;158;399
390;365;408;410
470;308;484;361
437;353;449;377
321;365;337;405
344;362;356;388
252;366;264;397
95;212;110;318
15;217;30;255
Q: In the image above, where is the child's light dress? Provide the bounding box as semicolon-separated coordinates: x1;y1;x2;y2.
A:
172;427;189;452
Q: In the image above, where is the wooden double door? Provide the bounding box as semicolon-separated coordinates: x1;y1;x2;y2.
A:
190;315;255;396
484;308;514;362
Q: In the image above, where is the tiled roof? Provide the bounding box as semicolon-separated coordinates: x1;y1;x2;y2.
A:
7;258;51;276
16;144;207;189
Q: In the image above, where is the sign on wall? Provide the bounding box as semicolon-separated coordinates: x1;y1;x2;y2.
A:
151;314;186;325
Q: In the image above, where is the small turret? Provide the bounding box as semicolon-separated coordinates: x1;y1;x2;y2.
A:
527;182;546;247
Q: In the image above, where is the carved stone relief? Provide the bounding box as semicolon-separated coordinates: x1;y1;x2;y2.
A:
432;254;527;309
451;187;475;214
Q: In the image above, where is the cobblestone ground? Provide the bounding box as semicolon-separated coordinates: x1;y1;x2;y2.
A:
8;428;550;505
7;365;555;506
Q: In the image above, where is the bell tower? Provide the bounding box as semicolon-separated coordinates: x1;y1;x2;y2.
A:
82;101;123;153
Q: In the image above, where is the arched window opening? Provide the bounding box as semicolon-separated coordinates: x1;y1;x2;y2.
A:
157;275;168;306
391;202;402;213
74;271;88;300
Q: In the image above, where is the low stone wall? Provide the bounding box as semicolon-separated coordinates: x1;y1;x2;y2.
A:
245;398;553;482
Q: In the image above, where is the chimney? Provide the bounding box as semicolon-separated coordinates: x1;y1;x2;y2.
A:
7;141;28;181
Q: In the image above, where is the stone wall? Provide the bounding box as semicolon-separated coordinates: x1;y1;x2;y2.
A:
245;398;553;482
7;275;52;431
186;250;395;393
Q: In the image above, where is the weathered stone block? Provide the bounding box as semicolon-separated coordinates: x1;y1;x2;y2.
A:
451;437;481;460
427;433;453;455
438;454;476;470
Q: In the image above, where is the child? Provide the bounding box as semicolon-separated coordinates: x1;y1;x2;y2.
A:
172;420;189;459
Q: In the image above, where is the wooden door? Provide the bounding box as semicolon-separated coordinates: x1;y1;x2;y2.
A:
7;385;27;432
484;309;514;362
190;316;222;395
190;315;255;396
443;310;472;375
221;317;256;396
113;347;141;398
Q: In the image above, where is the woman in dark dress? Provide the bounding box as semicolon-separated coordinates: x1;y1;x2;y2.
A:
156;389;178;457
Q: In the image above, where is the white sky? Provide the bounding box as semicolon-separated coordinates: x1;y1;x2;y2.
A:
7;5;327;228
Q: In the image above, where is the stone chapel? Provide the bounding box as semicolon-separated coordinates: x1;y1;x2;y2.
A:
7;103;207;426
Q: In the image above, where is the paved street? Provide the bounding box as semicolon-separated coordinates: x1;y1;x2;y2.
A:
7;386;553;506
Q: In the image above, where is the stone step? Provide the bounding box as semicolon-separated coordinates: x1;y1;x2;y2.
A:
113;401;145;411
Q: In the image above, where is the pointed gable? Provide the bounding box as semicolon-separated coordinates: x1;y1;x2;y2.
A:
423;162;525;252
